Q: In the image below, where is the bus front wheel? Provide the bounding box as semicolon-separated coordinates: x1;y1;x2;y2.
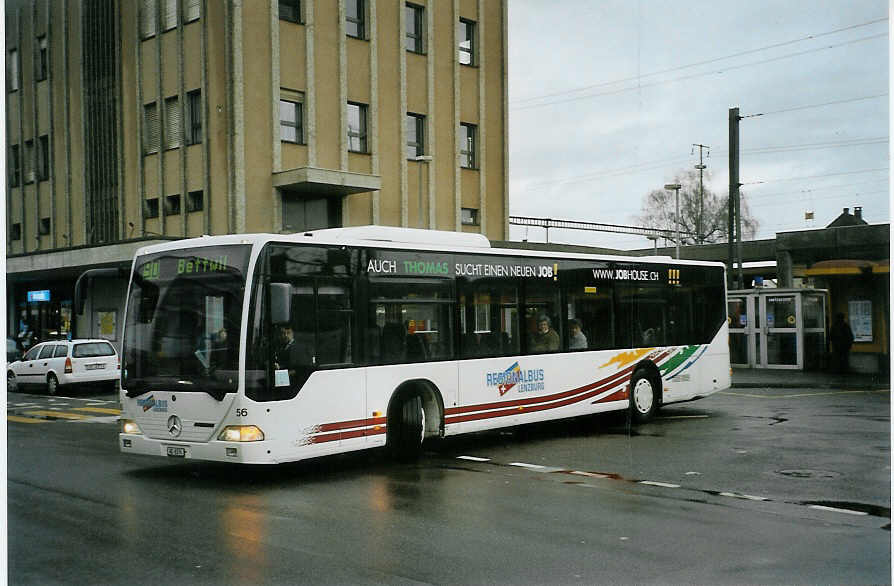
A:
389;394;425;460
630;370;659;423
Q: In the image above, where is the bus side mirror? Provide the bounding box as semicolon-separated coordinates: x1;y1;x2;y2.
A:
269;283;291;325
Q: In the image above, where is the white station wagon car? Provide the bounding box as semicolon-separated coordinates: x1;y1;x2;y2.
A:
6;339;120;395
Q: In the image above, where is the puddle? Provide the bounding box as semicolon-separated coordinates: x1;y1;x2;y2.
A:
776;469;842;479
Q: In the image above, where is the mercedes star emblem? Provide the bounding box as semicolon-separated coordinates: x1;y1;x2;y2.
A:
167;415;183;438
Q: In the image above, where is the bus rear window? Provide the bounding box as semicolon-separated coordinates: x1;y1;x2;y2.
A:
73;342;116;358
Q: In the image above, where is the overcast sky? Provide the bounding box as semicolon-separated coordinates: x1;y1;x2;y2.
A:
507;0;889;250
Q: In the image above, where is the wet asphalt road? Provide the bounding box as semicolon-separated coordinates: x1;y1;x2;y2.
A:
7;386;891;585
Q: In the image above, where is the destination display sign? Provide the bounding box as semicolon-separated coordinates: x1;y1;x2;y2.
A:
135;245;250;282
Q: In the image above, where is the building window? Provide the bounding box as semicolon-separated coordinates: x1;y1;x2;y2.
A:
143;102;160;154
24;140;35;183
183;0;201;23
280;98;304;144
165;194;181;216
461;208;479;226
36;36;48;81
187;190;204;212
38;135;49;181
458;18;476;65
279;0;302;23
11;223;22;241
164;96;181;149
186;89;202;145
460;123;477;168
144;198;160;218
406;113;425;158
347;102;368;153
9;145;20;187
9;48;19;91
162;0;178;31
346;0;365;39
39;218;51;235
405;3;425;53
141;0;158;38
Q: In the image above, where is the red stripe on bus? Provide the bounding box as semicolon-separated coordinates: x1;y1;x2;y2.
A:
310;426;387;444
445;375;631;425
318;417;387;433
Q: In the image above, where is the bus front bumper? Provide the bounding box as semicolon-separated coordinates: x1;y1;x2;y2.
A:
119;433;276;464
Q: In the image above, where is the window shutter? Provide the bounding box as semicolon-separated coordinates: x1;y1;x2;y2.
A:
184;0;200;22
141;0;158;37
163;0;178;30
144;103;160;153
164;97;181;149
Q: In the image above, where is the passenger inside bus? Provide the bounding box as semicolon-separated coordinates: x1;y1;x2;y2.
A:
529;313;559;352
568;318;588;350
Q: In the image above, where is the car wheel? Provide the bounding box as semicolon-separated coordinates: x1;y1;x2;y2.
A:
7;371;18;393
47;373;59;396
630;369;659;423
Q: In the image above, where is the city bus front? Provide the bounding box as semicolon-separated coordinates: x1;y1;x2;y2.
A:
118;242;267;463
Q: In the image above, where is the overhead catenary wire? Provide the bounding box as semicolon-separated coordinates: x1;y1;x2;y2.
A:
511;17;889;106
512;33;888;111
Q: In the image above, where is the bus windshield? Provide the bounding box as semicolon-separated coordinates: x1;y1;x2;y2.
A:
123;245;250;399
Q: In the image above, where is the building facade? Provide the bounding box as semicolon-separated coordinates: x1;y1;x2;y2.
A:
6;0;508;347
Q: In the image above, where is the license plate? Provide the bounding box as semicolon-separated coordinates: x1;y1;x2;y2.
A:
85;363;106;370
166;446;187;458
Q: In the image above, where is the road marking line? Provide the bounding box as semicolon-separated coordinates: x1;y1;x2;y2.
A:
639;481;681;488
457;456;491;462
569;471;612;479
71;406;121;415
719;492;769;501
509;462;568;473
7;415;50;424
22;410;90;420
809;505;868;516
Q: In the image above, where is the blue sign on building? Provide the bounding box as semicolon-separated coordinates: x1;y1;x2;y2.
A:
27;290;51;302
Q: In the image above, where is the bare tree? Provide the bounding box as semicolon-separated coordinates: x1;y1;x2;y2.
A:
635;169;758;245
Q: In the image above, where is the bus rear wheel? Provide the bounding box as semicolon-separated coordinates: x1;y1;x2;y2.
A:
389;394;425;460
630;370;659;423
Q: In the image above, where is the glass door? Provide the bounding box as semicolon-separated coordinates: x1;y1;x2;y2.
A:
760;294;801;369
728;296;749;367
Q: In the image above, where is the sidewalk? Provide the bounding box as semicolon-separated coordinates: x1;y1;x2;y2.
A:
732;367;890;390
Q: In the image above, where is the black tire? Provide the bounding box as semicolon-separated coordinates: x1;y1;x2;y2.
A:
389;394;425;460
7;371;18;393
629;369;659;423
47;373;59;396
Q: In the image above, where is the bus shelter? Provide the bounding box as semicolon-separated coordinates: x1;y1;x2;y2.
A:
728;288;828;370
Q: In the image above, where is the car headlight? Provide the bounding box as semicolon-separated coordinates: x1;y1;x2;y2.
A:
119;419;142;435
218;425;265;442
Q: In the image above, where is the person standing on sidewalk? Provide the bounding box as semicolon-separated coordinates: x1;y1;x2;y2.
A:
829;312;854;374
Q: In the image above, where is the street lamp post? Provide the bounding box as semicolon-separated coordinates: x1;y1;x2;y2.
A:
664;183;682;259
415;155;432;228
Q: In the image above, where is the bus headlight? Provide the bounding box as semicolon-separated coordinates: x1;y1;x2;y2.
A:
218;425;265;442
120;419;142;435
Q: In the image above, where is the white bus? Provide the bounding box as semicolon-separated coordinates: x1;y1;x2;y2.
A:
119;226;730;463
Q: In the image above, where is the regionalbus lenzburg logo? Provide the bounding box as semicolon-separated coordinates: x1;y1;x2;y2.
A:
486;362;545;396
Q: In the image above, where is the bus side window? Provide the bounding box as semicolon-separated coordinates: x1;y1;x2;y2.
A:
564;276;613;351
523;281;560;354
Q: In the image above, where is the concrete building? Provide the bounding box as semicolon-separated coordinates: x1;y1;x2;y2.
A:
6;0;508;348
